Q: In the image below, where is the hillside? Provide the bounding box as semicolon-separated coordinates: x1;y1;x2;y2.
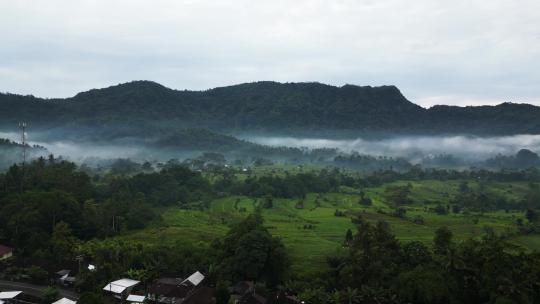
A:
1;81;540;138
0;138;48;169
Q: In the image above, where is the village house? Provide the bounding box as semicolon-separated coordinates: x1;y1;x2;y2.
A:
103;278;141;301
55;270;76;287
0;245;13;260
52;298;77;304
126;294;146;304
0;291;22;304
228;282;267;304
148;271;213;304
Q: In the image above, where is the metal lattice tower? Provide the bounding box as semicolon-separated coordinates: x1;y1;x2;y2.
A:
19;122;27;165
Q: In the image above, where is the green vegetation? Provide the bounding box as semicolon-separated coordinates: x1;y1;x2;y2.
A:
118;179;540;274
2;158;540;303
2;81;540;138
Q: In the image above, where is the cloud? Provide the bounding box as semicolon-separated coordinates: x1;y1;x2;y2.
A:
0;0;539;106
246;135;540;162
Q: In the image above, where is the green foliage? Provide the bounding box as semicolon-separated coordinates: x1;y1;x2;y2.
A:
27;265;48;284
322;221;540;303
383;184;412;206
433;226;453;255
41;287;60;304
212;211;289;286
78;292;104;304
3;81;540;138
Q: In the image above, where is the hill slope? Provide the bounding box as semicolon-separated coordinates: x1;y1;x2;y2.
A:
1;81;539;137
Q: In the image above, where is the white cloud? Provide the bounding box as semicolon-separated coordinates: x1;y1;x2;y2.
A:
0;0;539;106
247;134;540;161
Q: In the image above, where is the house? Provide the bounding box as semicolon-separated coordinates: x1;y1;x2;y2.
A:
229;282;267;304
0;291;22;304
126;294;146;304
148;277;189;303
148;271;210;304
56;270;76;287
181;286;214;304
181;271;205;287
228;281;254;298
103;278;141;300
235;293;267;304
0;245;13;260
52;298;77;304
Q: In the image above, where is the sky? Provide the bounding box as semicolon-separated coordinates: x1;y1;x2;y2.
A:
1;0;539;107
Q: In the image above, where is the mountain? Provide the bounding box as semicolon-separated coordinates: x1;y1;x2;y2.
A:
1;80;539;138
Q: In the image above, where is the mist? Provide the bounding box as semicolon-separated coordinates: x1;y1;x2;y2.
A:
3;127;540;170
245;134;540;162
0;131;154;162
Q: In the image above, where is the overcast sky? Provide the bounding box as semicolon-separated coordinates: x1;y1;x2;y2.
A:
1;0;539;107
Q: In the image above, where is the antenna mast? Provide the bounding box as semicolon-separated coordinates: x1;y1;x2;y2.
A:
19;122;27;165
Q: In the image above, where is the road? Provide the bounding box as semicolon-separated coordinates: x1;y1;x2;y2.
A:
0;280;79;301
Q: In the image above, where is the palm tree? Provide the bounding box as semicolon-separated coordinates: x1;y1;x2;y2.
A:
329;290;342;304
344;287;360;304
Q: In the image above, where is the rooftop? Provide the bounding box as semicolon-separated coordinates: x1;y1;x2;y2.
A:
182;271;205;286
103;278;140;294
52;298;77;304
0;291;22;299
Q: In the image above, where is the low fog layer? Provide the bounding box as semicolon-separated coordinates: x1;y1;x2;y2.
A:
3;129;540;165
0;131;145;160
246;135;540;162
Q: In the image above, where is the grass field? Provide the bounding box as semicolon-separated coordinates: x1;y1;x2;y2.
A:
117;179;538;275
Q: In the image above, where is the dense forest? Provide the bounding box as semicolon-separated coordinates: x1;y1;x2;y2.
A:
2;81;540;139
2;157;540;303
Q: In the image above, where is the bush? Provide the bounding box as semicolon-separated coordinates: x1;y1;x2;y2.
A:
359;196;373;206
79;292;104;304
434;204;448;215
394;207;407;218
413;215;425;225
27;265;48;284
41;287;60;304
334;209;346;217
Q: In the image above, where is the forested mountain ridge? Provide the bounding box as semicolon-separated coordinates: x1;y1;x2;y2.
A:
1;80;539;137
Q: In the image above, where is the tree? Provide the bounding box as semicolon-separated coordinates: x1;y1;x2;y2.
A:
262;195;273;209
344;287;361;304
398;265;451;304
50;222;78;264
215;281;231;304
402;241;431;267
214;211;288;286
341;220;402;288
525;208;538;223
383;185;412;206
41;287;60;304
433;226;453;255
345;229;353;246
459;181;469;193
78;292;103;304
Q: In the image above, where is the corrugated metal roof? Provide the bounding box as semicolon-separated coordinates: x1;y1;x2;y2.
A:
52;298;77;304
126;294;146;302
182;271;204;286
0;291;22;299
103;278;140;294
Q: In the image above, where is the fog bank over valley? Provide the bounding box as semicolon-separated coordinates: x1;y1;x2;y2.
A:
3;128;540;170
246;134;540;162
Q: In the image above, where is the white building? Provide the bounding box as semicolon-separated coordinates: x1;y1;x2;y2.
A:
103;278;141;299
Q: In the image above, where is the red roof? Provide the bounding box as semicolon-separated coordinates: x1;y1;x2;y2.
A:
0;245;13;256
